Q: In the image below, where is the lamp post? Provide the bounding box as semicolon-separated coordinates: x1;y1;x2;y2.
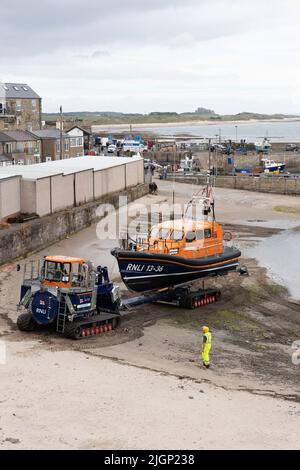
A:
59;105;63;160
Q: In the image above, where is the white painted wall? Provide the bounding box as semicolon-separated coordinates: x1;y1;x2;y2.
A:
94;169;108;199
67;127;84;137
36;178;51;216
125;161;138;187
0;157;144;219
20;180;36;214
137;159;144;183
75;170;94;204
51;174;74;212
107;165;126;194
0;176;21;220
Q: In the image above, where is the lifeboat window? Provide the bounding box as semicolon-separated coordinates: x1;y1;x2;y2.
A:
170;230;183;241
196;230;204;240
186;231;196;243
196;229;212;240
160;229;171;239
150;227;159;238
150;227;171;239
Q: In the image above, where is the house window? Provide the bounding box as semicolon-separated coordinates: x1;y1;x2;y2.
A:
17;142;24;152
5;143;12;153
22;86;28;91
64;139;70;151
13;86;20;91
56;140;60;153
32;100;37;112
77;137;83;146
27;122;33;131
16;100;21;112
70;138;77;147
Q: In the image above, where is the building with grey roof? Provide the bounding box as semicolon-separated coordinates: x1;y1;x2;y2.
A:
0;130;41;166
31;129;69;139
30;129;83;161
0;82;42;133
0;83;41;100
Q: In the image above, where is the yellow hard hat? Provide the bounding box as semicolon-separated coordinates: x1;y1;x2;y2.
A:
202;326;209;333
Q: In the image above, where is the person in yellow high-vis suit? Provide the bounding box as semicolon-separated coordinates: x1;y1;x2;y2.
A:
202;326;212;369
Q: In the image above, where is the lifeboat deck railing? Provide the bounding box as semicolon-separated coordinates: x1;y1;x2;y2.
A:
123;234;235;258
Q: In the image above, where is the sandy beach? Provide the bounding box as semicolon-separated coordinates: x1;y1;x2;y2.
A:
1;181;300;449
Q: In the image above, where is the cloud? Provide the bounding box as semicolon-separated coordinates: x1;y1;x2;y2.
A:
1;0;300;113
1;0;286;57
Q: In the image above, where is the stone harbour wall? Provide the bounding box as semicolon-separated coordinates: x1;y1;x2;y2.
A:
171;175;300;196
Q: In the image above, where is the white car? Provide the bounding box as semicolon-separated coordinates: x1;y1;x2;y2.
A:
107;144;117;153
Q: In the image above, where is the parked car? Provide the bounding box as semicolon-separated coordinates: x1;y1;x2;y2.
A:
107;144;117;153
285;144;299;152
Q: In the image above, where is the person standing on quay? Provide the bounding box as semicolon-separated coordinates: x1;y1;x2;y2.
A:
202;326;212;369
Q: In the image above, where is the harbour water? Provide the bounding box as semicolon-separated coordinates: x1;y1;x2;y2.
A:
244;229;300;300
134;120;300;143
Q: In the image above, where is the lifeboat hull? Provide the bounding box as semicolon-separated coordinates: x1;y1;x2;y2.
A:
111;247;241;293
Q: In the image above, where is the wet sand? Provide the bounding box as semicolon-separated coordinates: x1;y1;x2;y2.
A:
1;181;300;449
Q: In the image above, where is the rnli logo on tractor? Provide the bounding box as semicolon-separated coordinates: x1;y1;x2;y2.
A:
36;308;47;315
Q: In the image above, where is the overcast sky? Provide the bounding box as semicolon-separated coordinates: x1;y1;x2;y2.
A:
1;0;300;114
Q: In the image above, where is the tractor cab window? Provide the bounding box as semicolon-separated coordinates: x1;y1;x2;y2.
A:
44;261;71;283
71;263;86;285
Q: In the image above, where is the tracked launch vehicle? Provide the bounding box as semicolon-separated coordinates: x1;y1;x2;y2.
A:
17;256;121;339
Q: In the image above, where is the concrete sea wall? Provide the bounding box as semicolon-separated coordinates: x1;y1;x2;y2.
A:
0;183;148;265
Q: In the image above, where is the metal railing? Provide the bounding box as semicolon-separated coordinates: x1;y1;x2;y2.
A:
23;260;97;290
9;148;38;155
0;108;15;116
123;233;227;257
23;260;41;282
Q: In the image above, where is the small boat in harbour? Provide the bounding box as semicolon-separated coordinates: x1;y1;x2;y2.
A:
111;176;242;293
255;137;272;154
261;158;286;173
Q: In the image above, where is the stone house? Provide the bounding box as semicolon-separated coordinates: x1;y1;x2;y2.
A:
30;129;72;161
65;126;85;157
0;130;41;165
66;125;92;154
0;82;42;132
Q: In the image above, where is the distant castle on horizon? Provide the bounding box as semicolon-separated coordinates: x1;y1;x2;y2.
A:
195;107;216;115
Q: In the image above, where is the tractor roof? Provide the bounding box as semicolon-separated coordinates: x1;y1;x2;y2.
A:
45;256;85;264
